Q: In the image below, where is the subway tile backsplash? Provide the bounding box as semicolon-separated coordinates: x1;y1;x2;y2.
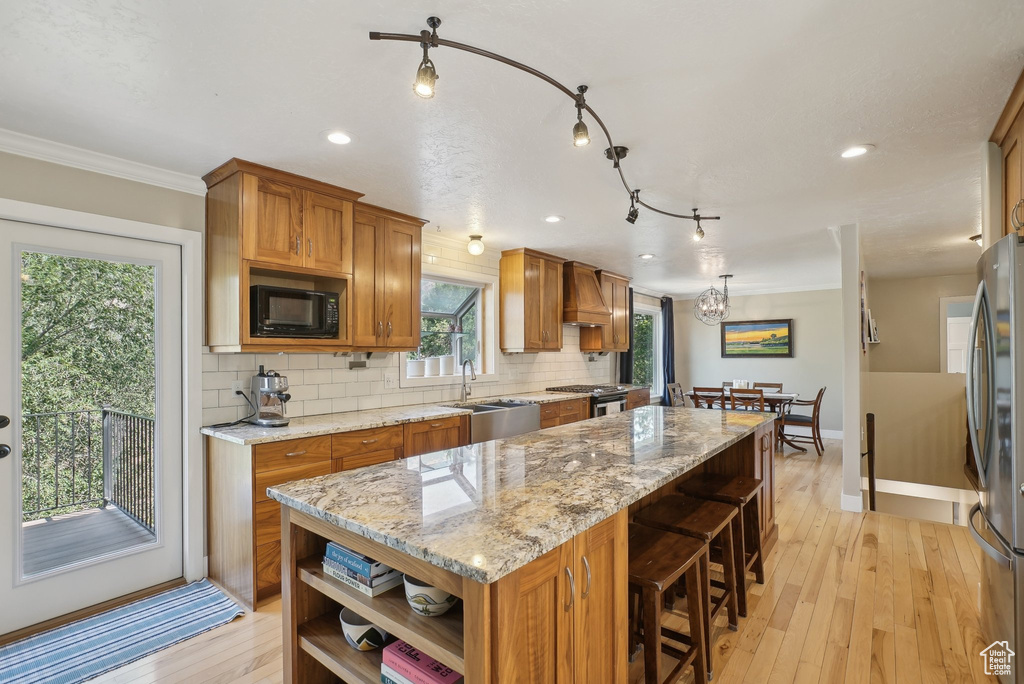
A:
201;238;617;426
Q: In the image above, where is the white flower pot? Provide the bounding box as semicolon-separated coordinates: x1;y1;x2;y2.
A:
439;355;455;376
424;357;440;377
407;359;425;377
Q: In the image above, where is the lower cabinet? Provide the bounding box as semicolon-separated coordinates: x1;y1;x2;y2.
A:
404;416;469;457
490;510;628;682
755;421;776;545
625;387;650;410
540;398;589;429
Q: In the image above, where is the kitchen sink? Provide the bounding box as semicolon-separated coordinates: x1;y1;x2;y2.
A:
464;401;541;443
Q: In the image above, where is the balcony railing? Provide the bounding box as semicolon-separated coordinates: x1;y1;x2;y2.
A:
22;407;155;533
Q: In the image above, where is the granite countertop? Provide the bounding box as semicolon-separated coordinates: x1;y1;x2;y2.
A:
201;405;473;445
202;391;595;445
268;406;774;584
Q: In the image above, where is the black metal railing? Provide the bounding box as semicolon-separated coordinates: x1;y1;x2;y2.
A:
21;407;155;533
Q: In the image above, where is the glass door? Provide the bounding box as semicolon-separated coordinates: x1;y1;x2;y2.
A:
0;220;183;634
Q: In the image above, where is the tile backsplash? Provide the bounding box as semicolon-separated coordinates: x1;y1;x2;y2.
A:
201;236;617;426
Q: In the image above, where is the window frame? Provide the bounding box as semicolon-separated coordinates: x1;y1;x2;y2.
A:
632;301;664;400
399;264;498;389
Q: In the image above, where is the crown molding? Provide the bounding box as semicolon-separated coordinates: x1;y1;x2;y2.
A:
0;128;206;196
673;282;842;300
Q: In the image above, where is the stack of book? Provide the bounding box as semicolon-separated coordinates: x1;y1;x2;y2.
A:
322;542;403;597
381;641;463;684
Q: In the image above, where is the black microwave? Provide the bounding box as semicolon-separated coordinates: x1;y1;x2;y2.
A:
250;285;339;338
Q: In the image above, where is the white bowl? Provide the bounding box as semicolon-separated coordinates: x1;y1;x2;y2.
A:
404;575;458;617
339;608;388;651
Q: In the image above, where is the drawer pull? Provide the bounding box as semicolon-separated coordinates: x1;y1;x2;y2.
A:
360;438;378;445
285;450;308;457
429;422;443;428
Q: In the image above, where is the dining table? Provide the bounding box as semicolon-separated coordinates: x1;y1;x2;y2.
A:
683;388;808;452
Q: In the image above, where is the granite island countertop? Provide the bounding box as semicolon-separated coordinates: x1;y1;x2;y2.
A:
268;405;774;584
201;391;592;445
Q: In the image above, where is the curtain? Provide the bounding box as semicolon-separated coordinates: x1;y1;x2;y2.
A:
661;296;675;404
618;287;634;384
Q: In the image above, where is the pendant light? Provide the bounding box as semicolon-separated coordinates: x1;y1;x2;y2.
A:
412;17;441;98
694;275;732;326
572;85;590;147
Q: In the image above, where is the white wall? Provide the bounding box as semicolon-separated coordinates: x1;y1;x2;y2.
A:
840;224;864;512
673;288;843;432
202;237;617;425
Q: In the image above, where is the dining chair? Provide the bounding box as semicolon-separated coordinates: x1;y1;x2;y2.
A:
729;388;764;411
721;381;734;389
666;383;687;407
753;382;783;393
778;387;827;456
691;387;725;409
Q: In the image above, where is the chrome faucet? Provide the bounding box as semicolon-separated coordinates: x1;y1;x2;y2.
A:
461;359;476;402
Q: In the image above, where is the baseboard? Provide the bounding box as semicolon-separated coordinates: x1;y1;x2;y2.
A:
841;493;864;513
784;425;843;440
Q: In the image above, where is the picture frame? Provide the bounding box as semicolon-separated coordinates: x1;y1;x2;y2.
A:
720;319;794;358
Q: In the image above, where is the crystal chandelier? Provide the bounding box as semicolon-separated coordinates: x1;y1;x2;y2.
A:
694;275;732;326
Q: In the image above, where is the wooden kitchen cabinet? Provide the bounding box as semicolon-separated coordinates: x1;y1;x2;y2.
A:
579;271;631;353
755;421;776;543
331;425;404;472
350;204;423;351
625;387;650;410
499;248;566;353
404;415;470;458
541;398;589;429
993;69;1024;237
490;510;628;682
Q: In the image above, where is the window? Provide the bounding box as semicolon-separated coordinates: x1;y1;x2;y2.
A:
399;265;497;387
414;278;482;367
632;305;664;399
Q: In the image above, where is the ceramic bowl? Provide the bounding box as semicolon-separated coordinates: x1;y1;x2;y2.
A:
404;575;458;617
339;608;388;651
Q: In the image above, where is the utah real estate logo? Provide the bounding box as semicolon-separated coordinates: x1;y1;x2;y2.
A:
981;640;1015;677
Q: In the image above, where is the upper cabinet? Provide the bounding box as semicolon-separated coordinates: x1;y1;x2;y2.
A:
562;261;611;327
203;159;424;353
580;271;631;353
351;205;422;351
992;69;1024;238
500;248;565;352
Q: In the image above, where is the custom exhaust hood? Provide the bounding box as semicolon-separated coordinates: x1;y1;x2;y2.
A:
562;261;612;326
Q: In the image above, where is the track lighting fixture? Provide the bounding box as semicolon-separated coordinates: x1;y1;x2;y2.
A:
693;224;705;242
625;192;640;224
573;85;590;147
371;16;725;238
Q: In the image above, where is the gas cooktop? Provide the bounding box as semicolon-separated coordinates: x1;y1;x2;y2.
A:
546;384;628;396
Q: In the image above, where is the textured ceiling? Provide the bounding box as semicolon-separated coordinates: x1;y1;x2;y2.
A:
0;0;1022;295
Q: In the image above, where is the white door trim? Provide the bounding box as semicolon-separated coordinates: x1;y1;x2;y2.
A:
939;295;975;374
0;197;204;582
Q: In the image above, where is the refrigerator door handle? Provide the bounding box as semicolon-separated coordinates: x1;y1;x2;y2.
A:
968;503;1014;571
965;280;988;488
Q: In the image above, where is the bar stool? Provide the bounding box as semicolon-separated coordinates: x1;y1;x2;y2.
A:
678;474;765;618
634;494;739;679
628;523;709;684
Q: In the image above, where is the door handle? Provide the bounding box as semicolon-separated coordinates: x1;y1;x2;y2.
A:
965;280;989;488
295;236;301;255
968;503;1014;570
564;567;575;611
0;445;9;459
581;555;592;599
1013;198;1024;231
308;238;313;257
377;321;383;338
387;321;392;338
0;415;8;429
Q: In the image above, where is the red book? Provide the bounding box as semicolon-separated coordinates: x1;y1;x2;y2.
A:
382;641;463;684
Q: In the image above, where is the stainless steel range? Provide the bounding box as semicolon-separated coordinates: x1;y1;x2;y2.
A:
547;384;629;418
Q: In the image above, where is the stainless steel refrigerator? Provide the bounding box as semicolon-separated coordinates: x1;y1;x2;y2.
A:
968;231;1022;681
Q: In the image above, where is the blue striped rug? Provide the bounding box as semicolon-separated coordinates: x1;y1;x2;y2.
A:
0;579;243;684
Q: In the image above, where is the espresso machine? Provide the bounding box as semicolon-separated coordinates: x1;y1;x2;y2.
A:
249;366;291;427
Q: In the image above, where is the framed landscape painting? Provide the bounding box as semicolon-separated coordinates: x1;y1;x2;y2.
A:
721;319;794;358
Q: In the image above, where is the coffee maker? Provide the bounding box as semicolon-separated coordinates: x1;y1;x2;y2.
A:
249;366;291;427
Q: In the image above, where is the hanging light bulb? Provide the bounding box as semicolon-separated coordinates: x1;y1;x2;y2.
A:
572;85;590;146
625;192;639;224
693;223;705;241
413;45;438;98
467;235;485;256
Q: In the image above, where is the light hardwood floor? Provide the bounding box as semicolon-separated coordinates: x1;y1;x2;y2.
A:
93;441;996;683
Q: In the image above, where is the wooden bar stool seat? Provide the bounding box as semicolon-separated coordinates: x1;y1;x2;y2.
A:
677;473;766;617
634;494;740;680
628;523;709;684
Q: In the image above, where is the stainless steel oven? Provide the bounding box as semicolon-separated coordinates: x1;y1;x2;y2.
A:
546;385;629;418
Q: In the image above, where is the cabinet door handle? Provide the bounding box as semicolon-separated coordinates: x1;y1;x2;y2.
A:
1013;198;1024;231
581;555;592;599
308;238;313;257
361;438;378;445
285;450;307;457
377;321;383;338
565;567;575;611
295;236;301;255
387;321;393;338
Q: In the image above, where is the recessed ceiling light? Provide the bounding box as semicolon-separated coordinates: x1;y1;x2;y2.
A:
326;131;352;145
638;253;655;260
841;144;874;158
544;215;564;223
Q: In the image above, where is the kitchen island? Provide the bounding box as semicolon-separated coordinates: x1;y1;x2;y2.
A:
269;405;776;683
